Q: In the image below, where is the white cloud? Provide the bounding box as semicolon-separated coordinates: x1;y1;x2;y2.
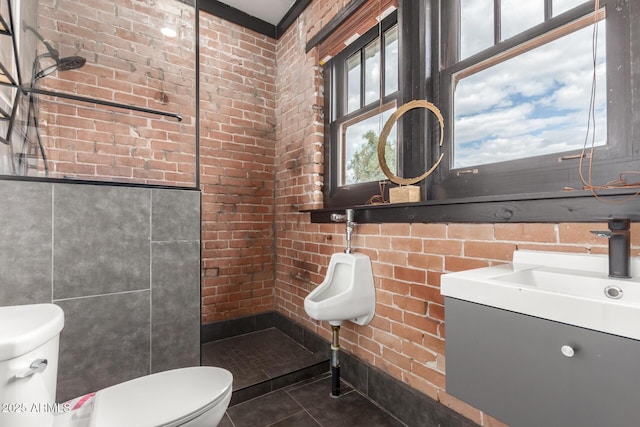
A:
460;0;494;58
452;20;607;168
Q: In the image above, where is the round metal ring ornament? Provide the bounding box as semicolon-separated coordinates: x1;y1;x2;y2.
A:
377;100;445;185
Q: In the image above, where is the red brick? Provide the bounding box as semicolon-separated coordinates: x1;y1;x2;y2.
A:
495;223;557;242
464;241;517;261
405;312;439;336
391;237;423;252
408;253;444;271
447;224;494;240
424;239;463;256
393;295;427;315
376;303;404;323
391;322;424;343
394;266;426;284
558;223;607;244
410;223;447;239
444;256;491;272
411;361;445;389
410;283;444;305
379;278;411;295
438;391;483;426
382;347;412;371
402;341;437;365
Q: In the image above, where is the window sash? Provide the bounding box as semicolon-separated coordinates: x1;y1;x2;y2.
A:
436;0;632;199
455;8;605;81
335;17;398;120
318;0;634;216
318;0;398;65
324;12;401;206
451;11;607;170
338;101;397;186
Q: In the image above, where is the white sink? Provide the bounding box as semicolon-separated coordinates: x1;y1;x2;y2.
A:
441;250;640;340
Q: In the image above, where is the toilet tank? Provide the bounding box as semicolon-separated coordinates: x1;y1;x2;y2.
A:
0;304;64;426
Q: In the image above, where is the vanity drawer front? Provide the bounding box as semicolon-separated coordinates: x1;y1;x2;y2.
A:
445;297;640;427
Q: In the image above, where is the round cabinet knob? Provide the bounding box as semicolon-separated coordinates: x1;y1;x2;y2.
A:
561;345;575;358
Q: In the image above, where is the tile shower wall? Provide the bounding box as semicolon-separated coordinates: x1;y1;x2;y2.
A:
0;180;200;402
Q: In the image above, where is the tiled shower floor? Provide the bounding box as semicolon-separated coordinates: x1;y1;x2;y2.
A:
201;328;328;403
202;328;406;426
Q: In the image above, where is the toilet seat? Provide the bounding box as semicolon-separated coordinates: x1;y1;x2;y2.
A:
88;367;232;427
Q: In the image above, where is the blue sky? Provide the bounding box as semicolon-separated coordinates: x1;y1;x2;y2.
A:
453;18;607;169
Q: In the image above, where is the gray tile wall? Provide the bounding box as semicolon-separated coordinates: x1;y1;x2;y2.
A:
0;180;201;402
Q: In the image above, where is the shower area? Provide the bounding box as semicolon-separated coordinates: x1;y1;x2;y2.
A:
0;0;204;402
0;0;193;180
0;0;329;406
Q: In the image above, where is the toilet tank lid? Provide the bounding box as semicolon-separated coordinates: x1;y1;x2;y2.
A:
89;367;233;427
0;304;64;361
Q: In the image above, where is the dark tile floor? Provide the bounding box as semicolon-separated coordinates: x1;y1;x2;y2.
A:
202;328;405;426
201;328;327;390
220;374;407;427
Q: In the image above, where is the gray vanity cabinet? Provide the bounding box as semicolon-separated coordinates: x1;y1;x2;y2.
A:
445;297;640;427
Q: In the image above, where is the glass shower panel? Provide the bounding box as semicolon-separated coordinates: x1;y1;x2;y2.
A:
1;0;197;187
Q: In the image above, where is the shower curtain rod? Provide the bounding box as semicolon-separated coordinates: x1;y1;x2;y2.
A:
21;86;183;122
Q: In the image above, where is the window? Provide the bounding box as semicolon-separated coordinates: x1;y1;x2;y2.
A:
316;0;635;216
340;104;397;186
436;0;632;199
454;13;606;169
324;11;400;206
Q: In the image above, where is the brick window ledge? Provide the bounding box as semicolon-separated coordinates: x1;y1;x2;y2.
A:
304;189;640;224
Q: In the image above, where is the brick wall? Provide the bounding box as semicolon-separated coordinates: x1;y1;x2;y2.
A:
31;0;196;185
199;12;277;322
24;2;639;425
273;2;640;427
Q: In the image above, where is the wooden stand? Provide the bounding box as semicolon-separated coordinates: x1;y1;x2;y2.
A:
389;185;421;203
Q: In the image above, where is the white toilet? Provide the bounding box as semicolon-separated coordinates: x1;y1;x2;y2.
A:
0;304;233;427
304;252;376;326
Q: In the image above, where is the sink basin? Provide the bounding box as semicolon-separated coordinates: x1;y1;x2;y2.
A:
441;250;640;340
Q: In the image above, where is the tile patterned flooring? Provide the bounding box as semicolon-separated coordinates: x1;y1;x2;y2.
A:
201;328;327;390
220;375;406;427
202;328;406;427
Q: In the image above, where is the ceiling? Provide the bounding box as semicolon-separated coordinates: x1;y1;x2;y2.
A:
200;0;309;39
216;0;298;26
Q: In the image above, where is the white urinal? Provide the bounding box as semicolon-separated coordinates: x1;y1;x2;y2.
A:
304;252;375;326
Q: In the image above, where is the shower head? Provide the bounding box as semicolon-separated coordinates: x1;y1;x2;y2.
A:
23;22;86;81
34;55;86;80
57;56;86;72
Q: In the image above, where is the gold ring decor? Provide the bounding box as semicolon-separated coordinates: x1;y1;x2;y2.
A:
377;100;445;185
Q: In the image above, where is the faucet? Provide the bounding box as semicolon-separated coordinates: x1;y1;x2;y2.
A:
591;219;631;279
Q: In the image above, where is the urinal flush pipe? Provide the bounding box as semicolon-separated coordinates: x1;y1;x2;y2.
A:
330;323;341;397
330;209;356;253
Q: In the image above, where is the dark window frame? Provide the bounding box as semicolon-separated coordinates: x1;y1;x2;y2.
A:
324;11;403;207
324;5;437;208
313;0;640;223
434;0;634;200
